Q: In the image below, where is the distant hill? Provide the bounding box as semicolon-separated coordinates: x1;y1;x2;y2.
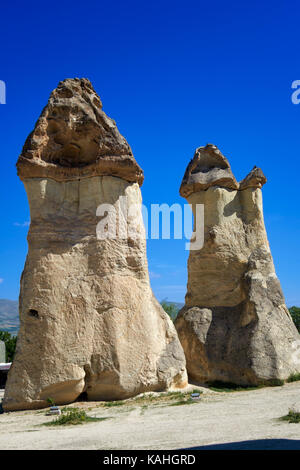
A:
0;299;19;335
163;301;184;310
169;302;184;310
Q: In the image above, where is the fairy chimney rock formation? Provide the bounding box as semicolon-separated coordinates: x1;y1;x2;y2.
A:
3;78;187;411
175;144;300;386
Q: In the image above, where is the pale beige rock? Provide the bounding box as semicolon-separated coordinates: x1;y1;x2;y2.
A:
175;144;300;386
3;79;187;411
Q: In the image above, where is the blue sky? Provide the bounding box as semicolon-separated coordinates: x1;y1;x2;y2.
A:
0;0;299;305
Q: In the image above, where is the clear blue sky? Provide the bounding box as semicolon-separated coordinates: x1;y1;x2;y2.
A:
0;0;299;305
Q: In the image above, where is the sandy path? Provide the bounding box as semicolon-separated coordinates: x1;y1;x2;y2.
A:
1;383;300;450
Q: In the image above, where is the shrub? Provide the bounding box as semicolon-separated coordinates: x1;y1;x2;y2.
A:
289;306;300;333
287;373;300;383
170;399;196;406
207;381;260;392
47;397;55;407
266;378;284;387
104;401;125;407
44;408;107;426
280;409;300;424
53;408;87;425
160;301;179;321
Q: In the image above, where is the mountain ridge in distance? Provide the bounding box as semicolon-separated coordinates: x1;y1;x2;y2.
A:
0;299;19;335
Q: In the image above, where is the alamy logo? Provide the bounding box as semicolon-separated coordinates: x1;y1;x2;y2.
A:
0;80;6;104
95;197;205;251
291;80;300;104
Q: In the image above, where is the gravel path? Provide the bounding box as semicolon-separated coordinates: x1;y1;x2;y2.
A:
1;382;300;450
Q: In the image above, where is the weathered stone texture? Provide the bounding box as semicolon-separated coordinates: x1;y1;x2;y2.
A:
3;79;187;411
175;144;300;386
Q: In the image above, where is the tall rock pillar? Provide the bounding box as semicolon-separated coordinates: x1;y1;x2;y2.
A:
3;78;187;411
175;144;300;386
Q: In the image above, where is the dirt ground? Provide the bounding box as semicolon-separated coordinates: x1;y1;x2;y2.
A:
1;382;300;450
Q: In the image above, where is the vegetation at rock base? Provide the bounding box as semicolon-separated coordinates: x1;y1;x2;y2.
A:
169;397;198;406
96;390;203;408
287;373;300;383
47;397;55;407
289;306;300;333
208;379;284;393
265;379;284;387
279;409;300;424
0;331;17;362
103;401;125;407
44;408;108;426
208;381;261;392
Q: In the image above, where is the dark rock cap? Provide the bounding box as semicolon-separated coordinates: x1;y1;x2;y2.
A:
17;78;144;185
239;166;267;190
179;144;239;197
180;144;267;197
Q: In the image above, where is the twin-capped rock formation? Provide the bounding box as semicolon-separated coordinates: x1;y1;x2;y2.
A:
175;144;300;386
3;78;187;411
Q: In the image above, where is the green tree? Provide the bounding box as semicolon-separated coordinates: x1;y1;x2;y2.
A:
0;331;17;362
160;300;179;322
289;306;300;333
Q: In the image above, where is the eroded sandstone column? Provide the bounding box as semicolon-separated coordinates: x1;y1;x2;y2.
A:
175;144;300;386
3;78;187;411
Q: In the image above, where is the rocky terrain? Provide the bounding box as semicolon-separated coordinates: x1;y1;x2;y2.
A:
1;382;300;449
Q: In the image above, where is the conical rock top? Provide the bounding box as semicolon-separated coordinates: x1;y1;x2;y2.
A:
17;78;144;184
239;166;267;190
180;144;239;197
